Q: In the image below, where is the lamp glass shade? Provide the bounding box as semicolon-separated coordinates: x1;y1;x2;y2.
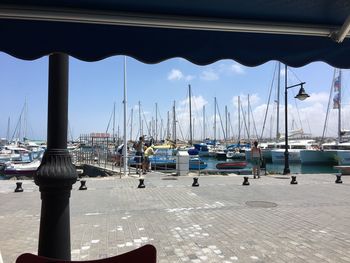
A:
295;86;310;101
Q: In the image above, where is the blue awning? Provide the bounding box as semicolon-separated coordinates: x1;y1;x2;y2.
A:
1;1;350;67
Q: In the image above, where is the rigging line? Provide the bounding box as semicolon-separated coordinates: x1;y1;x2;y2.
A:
260;62;277;140
105;105;114;134
321;68;337;143
177;117;185;141
68;120;74;141
305;112;312;135
11;102;26;141
141;108;151;136
240;104;250;140
290;88;304;133
190;89;204;135
216;101;227;141
288;67;303;83
248;102;259;140
229;114;235;141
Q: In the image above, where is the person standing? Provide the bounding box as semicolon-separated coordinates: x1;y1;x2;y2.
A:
115;144;124;166
251;141;262;178
134;136;145;175
144;145;155;173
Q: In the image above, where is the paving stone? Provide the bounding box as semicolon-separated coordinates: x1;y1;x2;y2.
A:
1;173;350;262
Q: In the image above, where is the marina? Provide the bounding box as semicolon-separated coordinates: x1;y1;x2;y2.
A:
2;2;350;261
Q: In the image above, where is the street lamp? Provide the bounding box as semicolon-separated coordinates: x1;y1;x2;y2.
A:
283;64;310;175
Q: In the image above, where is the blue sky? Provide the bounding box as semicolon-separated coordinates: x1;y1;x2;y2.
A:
0;52;349;141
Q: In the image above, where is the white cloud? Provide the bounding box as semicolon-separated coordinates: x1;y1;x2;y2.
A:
218;62;246;75
231;64;245;74
301;92;329;104
174;95;209;139
185;75;195;81
167;69;195;81
179;95;208;113
168;69;184;80
231;93;261;108
200;70;219;81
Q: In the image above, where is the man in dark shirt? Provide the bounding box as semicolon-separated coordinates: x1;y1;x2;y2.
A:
134;136;145;175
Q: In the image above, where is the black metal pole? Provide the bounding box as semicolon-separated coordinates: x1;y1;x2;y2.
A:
35;53;77;260
283;64;290;175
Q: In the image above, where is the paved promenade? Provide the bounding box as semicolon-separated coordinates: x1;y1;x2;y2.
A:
1;172;350;263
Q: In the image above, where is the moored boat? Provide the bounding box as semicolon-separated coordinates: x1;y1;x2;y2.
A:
1;158;41;178
216;161;247;169
189;157;208;170
335;142;350;165
226;150;245;160
271;140;315;163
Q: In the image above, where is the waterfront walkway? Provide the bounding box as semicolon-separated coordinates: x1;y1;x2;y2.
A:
1;172;350;262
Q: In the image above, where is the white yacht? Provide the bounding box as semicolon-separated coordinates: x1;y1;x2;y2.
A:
0;145;30;164
300;142;338;165
335;142;350;165
271;140;315;163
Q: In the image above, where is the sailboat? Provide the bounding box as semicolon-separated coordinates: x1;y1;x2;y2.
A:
246;62;281;162
300;69;344;165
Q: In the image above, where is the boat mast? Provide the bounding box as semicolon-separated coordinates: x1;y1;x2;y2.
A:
214;97;217;146
321;68;336;143
112;102;116;142
130;108;133;141
167;110;170;139
155;102;158;143
138;101;142;138
276;62;281;141
188;84;193;145
338;69;342;143
117;125;120;146
203;105;206;140
248;94;250;142
122;56;128;176
238;96;241;143
173;101;177;143
6;117;10;143
225;105;228;144
24;97;27;141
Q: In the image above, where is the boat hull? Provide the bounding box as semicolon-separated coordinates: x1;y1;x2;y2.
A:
300;150;338;165
336;150;350;165
271;149;300;163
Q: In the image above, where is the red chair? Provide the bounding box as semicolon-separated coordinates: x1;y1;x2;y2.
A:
16;244;157;263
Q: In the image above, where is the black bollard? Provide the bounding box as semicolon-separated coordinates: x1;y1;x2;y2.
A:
290;175;298;185
242;176;250;186
79;180;87;190
14;182;23;192
192;177;199;187
138;178;145;188
335;174;343;184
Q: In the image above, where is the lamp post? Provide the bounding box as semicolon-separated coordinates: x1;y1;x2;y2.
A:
283;64;310;175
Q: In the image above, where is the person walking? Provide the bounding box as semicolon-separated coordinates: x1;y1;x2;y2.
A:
251;141;262;178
